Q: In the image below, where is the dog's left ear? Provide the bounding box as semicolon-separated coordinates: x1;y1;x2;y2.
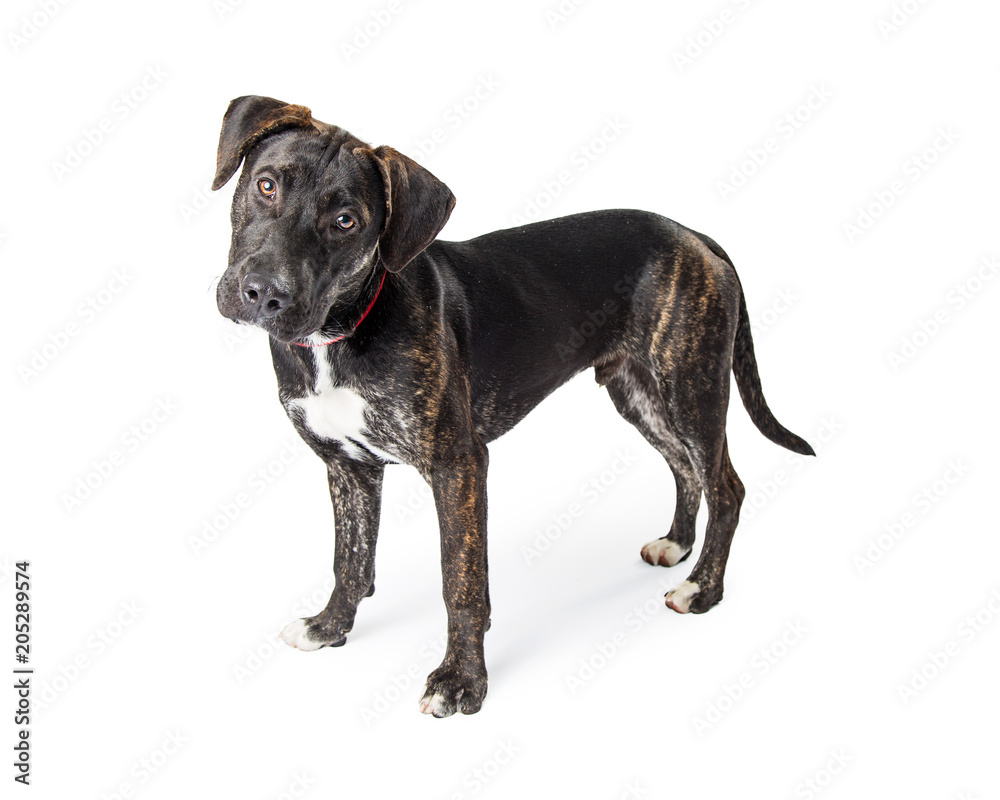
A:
212;96;315;190
362;145;456;273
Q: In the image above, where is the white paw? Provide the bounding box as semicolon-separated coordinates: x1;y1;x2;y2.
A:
641;538;691;567
418;692;449;717
278;618;325;651
664;580;700;614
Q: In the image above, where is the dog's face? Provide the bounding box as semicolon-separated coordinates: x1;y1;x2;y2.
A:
212;96;456;343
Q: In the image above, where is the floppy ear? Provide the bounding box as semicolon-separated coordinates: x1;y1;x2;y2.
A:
364;145;456;273
212;96;314;190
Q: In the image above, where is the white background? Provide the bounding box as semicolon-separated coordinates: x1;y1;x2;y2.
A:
3;0;998;797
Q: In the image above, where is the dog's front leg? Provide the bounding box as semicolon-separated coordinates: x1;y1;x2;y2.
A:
419;442;491;717
279;457;383;650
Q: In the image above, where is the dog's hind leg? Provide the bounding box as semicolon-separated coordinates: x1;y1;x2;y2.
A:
604;359;702;568
650;291;745;614
661;426;744;615
279;458;384;649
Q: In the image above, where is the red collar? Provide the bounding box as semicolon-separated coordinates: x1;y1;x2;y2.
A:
292;270;387;347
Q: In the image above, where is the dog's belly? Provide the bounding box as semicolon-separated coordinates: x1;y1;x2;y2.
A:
470;382;567;443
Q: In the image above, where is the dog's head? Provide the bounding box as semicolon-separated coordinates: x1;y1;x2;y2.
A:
212;95;455;343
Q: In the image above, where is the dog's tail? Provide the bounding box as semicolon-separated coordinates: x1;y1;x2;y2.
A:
732;290;815;455
694;232;815;457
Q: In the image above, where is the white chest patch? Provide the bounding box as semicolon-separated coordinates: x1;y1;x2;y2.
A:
288;342;397;463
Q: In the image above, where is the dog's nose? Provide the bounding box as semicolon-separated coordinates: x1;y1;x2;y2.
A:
240;273;291;318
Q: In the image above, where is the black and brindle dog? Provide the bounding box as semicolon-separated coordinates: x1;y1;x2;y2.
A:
212;96;814;717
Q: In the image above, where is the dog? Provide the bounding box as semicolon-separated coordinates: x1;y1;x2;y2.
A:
212;95;814;717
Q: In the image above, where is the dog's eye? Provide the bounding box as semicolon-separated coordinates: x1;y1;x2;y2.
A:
336;214;355;230
257;179;277;198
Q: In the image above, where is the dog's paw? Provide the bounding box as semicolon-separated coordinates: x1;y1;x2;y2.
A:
664;580;701;613
641;537;691;567
665;580;723;614
278;617;348;651
418;665;487;718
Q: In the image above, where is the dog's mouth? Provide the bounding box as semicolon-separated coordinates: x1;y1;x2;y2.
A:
219;301;306;341
223;300;349;346
254;315;322;344
217;263;377;346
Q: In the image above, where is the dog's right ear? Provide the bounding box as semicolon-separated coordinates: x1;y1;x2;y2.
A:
212;96;314;191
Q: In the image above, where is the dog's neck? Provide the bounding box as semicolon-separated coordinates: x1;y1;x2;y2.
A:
308;267;387;347
273;265;392;396
301;249;388;347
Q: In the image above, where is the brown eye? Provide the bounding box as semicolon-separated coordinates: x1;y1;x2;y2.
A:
336;214;355;230
257;179;276;197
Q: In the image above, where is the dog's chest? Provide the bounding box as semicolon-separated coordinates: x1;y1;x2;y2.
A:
286;350;397;463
